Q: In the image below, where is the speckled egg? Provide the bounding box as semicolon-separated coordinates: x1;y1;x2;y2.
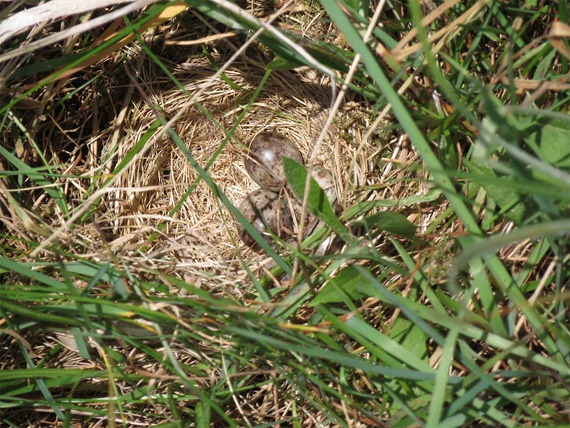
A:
244;132;304;192
236;188;294;250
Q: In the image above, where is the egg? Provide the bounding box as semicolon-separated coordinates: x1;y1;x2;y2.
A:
244;132;304;192
236;188;294;250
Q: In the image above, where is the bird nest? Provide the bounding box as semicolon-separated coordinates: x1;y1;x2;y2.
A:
114;54;358;293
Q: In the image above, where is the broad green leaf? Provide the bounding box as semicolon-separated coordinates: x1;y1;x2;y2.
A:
353;211;417;239
387;318;429;362
283;157;336;219
283;157;357;245
465;159;530;225
195;401;211;428
310;266;367;305
522;116;570;169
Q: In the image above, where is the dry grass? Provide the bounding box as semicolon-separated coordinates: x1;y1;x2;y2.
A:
4;1;563;426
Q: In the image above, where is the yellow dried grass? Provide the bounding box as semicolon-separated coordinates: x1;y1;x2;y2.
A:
116;51;355;290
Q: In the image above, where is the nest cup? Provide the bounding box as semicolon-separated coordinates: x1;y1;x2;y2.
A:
118;58;348;290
